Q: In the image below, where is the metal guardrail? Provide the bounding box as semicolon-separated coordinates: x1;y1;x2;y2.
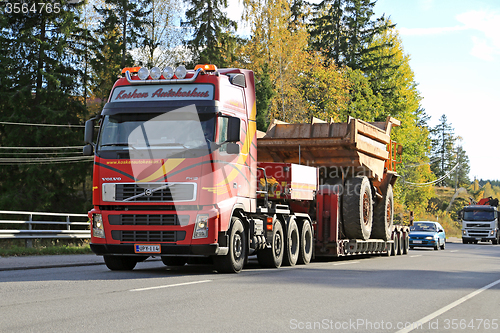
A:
0;211;90;245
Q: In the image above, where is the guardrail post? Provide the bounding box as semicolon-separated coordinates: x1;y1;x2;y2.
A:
25;214;33;248
66;215;71;231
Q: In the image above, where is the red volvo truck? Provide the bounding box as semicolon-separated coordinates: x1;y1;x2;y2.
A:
83;64;408;273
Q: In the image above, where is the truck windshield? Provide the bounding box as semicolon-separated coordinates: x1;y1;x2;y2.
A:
463;209;495;221
98;105;215;153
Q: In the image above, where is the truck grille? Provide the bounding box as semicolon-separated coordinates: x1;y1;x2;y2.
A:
468;231;489;237
466;223;490;228
114;183;196;202
108;214;189;226
111;230;186;242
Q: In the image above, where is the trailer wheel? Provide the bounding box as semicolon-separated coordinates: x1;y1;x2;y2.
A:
283;218;299;266
257;221;284;268
297;219;313;265
213;217;246;273
103;255;137;270
391;233;398;256
161;257;187;267
343;177;373;240
384;242;392;256
371;184;394;241
402;231;409;255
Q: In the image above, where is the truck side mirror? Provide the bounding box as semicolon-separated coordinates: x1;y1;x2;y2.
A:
84;119;95;145
83;144;94;156
226;117;240;143
226;142;240;154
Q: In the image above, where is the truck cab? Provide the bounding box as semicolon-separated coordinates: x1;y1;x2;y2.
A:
84;65;259;271
461;205;500;244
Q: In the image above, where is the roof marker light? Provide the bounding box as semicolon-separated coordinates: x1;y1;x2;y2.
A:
163;66;174;79
175;65;187;79
195;64;218;72
150;67;161;80
137;67;149;80
121;66;141;76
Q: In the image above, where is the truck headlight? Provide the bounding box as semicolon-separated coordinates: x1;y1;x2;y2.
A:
193;214;209;239
462;230;467;235
490;230;495;236
92;214;105;238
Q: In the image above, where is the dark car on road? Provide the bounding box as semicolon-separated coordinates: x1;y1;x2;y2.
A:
409;221;446;250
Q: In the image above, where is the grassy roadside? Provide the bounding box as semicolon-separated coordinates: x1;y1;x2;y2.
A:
0;244;93;257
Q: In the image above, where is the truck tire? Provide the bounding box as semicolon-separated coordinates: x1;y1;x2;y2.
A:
257;221;284;268
297;219;313;265
384;241;392;256
282;218;299;266
402;231;409;255
103;255;137;270
371;184;393;241
492;234;499;245
161;257;187;267
396;231;403;255
343;177;373;240
213;217;247;273
391;234;398;256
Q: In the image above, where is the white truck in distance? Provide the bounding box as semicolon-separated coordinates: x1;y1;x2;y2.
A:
460;197;500;244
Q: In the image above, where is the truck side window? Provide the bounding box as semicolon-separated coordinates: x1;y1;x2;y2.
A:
218;117;229;152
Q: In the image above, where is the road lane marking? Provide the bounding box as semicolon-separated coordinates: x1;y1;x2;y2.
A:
130;279;212;292
409;255;422;258
450;250;459;252
395;277;500;333
333;261;360;266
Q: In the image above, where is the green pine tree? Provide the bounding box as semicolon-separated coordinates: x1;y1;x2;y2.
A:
184;0;238;67
0;2;91;212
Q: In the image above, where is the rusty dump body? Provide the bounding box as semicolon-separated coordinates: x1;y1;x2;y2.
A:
257;116;407;257
257;116;401;185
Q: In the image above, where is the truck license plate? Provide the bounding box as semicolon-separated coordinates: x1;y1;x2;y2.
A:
413;240;422;244
134;244;161;253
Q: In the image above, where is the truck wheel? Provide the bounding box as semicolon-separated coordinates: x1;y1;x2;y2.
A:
402;231;409;255
103;255;137;270
213;217;247;273
384;241;392;256
161;257;187;267
282;218;299;266
462;239;468;244
391;233;398;256
343;177;373;240
371;184;393;241
297;220;313;265
395;231;403;255
257;221;284;268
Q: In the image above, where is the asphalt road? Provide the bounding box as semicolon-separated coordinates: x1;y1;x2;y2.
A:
1;242;499;333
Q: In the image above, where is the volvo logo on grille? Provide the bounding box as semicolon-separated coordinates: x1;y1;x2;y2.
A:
144;189;153;196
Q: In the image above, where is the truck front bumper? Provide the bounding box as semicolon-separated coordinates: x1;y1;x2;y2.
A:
90;243;225;256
